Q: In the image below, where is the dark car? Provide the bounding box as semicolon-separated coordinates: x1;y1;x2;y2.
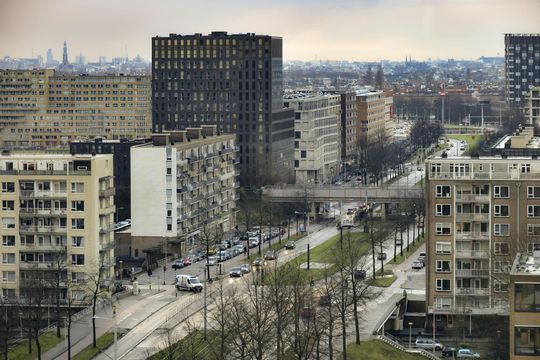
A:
354;269;366;280
172;261;184;270
442;346;457;358
229;267;243;277
377;252;387;260
285;241;295;250
264;250;275;260
252;258;263;268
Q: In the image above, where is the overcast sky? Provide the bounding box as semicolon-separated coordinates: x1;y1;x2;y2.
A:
1;0;538;62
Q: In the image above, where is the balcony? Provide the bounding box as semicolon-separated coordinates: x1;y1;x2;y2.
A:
19;225;67;234
455;250;490;259
99;187;115;198
455;269;490;277
19;261;56;270
455;194;490;203
455;213;489;222
99;224;114;234
34;191;68;198
456;287;490;296
19;243;66;252
99;205;116;215
0;169;91;176
99;241;114;252
19;190;34;199
455;232;489;241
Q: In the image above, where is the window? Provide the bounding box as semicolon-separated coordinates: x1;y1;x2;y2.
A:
2;253;15;264
2;289;15;298
435;185;450;198
71;201;84;211
1;218;15;229
71;272;85;283
493;280;508;292
527;186;540;198
1;200;14;211
300;150;307;158
436;260;451;272
515;327;540;355
515;284;540;312
494;205;509;217
294;160;299;168
435;223;451;235
494;223;509;236
71;219;85;229
1;182;14;193
294;131;301;139
436;279;451;291
71;236;84;247
528;224;540;235
528;205;540;217
493;186;509;198
521;163;531;173
494;242;509;255
436;242;452;254
528;243;540;252
71;254;85;265
71;182;84;193
434;297;452;310
2;271;15;282
494;261;510;273
2;236;15;246
436;204;451;216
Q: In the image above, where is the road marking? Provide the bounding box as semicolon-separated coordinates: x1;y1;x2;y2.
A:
119;312;132;322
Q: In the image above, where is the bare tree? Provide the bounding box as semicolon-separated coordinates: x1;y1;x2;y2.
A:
84;259;110;348
0;297;17;360
50;246;68;338
20;270;49;360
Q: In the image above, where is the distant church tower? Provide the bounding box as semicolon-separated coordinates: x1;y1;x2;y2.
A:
62;41;69;66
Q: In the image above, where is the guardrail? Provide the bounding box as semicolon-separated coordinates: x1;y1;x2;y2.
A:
377;334;441;360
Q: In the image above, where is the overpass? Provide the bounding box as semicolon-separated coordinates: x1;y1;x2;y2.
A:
262;184;423;203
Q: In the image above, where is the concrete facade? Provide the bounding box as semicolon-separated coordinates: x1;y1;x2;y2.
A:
356;90;389;146
0;153;115;300
505;34;540;106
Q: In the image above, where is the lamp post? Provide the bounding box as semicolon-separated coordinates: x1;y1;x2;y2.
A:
119;260;123;282
408;322;413;348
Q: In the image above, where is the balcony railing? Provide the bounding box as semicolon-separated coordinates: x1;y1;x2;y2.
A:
99;241;114;252
99;187;115;198
19;261;56;270
455;232;490;241
455;269;490;277
19;225;67;234
455;213;489;222
456;287;490;296
455;194;490;202
455;250;490;259
430;171;540;181
19;243;66;252
99;205;116;215
0;169;91;176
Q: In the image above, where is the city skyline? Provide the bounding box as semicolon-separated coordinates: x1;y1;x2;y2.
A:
1;0;539;62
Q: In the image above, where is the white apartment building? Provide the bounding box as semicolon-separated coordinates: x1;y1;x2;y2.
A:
0;153;115;300
526;86;540;127
130;126;238;257
284;93;341;184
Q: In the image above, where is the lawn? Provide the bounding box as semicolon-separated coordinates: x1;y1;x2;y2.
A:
72;332;116;360
340;340;426;360
448;134;485;153
372;275;397;287
147;330;220;360
8;332;64;360
392;235;425;265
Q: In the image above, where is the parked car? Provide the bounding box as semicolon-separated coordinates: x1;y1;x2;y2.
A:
418;252;426;260
442;346;457;358
264;250;276;260
230;236;241;245
416;258;425;267
182;257;192;266
285;241;295;250
229;267;243;277
172;261;184;270
240;263;251;274
456;349;480;358
354;269;366;280
206;256;216;266
377;252;387;260
412;261;424;270
415;338;443;351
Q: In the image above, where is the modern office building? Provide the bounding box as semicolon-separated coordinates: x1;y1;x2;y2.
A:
130;125;237;258
69;137;150;220
425;155;540;329
505;34;540;106
356;90;390;146
323;90;357;161
509;251;540;359
151;32;295;184
0;69;152;148
284;93;341;184
0;153;115;300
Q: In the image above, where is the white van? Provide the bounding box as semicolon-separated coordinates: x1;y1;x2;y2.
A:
175;275;203;292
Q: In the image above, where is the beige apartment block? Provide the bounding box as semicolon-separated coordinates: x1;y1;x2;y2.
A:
0;153;115;301
284;93;341;185
425;155;540;327
0;69;151;149
356;90;390;146
509;252;540;360
130;125;238;258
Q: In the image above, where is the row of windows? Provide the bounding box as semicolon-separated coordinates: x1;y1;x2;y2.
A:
435;279;508;292
435;241;517;254
435;185;540;198
1;182;85;193
436;222;540;236
1;270;87;283
433;260;510;273
2;235;84;247
1;253;85;265
435;204;540;218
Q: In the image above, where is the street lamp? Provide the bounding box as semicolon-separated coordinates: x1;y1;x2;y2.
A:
408;321;413;348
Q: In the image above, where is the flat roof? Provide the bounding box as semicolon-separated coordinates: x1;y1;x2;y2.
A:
511;252;540;276
0;153;109;160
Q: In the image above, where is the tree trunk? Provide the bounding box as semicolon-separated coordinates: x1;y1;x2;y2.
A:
34;327;42;360
68;310;72;360
406;223;410;252
92;296;97;348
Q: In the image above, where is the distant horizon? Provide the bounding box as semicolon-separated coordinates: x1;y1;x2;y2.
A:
1;0;538;62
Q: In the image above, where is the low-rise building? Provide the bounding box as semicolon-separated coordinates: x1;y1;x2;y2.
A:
284;93;341;184
0;153;115;300
130;125;237;258
509;251;540;359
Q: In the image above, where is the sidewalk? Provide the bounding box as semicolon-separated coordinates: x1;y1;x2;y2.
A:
42;288;177;360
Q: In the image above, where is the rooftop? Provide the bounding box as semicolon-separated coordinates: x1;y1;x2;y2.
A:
511;251;540;276
0;152;107;160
